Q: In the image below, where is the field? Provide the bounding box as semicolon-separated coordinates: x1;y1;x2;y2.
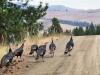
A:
45;11;100;24
0;35;100;75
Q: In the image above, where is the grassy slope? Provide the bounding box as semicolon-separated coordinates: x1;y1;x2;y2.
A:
45;11;100;24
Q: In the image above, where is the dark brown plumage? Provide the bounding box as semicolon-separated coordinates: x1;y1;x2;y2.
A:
13;40;26;59
29;44;38;56
49;38;56;57
64;35;74;56
0;48;13;68
35;42;48;62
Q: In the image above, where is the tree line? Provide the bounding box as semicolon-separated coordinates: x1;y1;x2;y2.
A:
72;22;100;36
59;20;92;27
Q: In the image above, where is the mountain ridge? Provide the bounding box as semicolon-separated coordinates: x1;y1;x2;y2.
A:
11;2;100;12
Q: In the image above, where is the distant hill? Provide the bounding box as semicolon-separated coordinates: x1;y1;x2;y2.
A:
47;5;84;12
12;2;84;12
12;1;100;12
86;9;100;13
11;2;100;25
44;9;100;24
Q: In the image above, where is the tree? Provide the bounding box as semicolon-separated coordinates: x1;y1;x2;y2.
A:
72;26;84;36
78;26;84;35
65;29;71;34
0;0;49;44
89;22;95;35
96;25;100;35
48;17;63;34
72;27;79;36
22;1;48;36
85;26;90;35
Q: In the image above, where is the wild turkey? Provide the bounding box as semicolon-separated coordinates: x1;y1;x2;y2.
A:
64;35;74;56
29;44;38;57
49;38;56;57
69;35;74;48
35;42;48;62
13;40;26;59
0;45;13;68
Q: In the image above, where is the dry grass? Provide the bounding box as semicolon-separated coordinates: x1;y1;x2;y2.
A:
45;11;100;24
0;46;8;60
60;24;78;31
0;34;67;61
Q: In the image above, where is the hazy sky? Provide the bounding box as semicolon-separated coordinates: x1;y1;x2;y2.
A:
27;0;100;10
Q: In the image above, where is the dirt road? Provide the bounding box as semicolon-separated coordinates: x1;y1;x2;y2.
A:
1;35;100;75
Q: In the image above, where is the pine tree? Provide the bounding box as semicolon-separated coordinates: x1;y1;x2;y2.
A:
78;26;84;35
72;27;79;36
48;17;63;34
96;25;100;35
85;26;90;35
89;22;95;35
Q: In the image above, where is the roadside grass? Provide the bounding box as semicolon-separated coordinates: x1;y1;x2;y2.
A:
0;46;8;60
0;34;67;62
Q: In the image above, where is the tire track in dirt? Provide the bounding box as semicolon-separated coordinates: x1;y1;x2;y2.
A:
17;36;78;75
55;35;100;75
51;36;86;75
82;36;97;75
97;35;100;75
21;36;84;75
51;36;89;75
21;37;69;75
